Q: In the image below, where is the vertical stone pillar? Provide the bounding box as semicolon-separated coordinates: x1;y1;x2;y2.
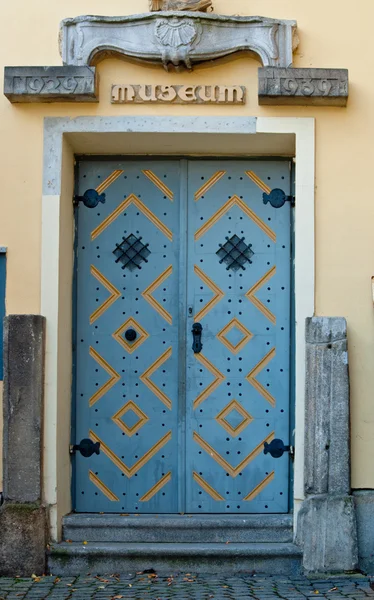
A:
0;315;47;576
297;317;358;572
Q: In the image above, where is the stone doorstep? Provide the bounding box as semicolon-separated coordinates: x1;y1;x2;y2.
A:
48;542;303;576
62;513;294;543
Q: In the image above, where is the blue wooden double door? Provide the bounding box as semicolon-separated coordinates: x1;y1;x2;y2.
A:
74;159;292;514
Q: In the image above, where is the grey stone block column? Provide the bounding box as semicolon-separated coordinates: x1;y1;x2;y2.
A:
297;317;358;573
0;315;47;576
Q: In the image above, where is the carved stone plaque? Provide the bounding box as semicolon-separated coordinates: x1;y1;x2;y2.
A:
4;66;97;103
111;84;245;104
258;67;349;106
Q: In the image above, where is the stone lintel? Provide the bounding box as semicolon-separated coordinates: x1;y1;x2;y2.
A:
258;67;349;106
3;315;46;503
304;317;350;497
4;66;97;103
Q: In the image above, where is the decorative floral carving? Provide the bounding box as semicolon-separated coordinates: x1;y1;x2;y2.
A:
150;0;212;12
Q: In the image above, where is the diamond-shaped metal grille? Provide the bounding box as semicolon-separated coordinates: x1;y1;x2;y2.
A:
113;234;151;271
216;235;254;271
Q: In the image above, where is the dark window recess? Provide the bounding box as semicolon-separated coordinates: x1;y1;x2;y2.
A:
216;235;254;271
113;235;151;271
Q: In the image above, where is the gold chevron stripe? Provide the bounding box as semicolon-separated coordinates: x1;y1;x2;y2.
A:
245;171;272;195
193;472;224;501
91;193;173;241
90;266;121;324
193;353;225;410
195;195;276;243
193;431;275;478
142;265;173;325
140;472;172;502
194;265;225;322
89;347;121;407
244;471;275;502
194;171;226;201
96;170;124;195
90;430;172;478
246;348;276;406
140;347;173;410
89;470;119;502
245;267;276;325
142;170;174;201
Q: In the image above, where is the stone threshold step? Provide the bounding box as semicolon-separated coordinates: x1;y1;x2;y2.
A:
48;542;302;576
63;513;294;543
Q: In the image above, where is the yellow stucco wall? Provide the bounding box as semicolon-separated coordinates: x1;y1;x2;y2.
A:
0;0;373;491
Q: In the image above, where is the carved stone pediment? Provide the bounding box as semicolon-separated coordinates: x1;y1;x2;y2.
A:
60;12;298;70
4;11;350;106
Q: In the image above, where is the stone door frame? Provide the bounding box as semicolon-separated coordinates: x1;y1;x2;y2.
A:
41;116;315;541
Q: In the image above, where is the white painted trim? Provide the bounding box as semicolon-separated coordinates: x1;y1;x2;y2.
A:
42;116;315;540
41;194;61;541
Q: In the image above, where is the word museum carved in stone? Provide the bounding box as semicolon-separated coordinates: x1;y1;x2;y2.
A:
111;84;246;105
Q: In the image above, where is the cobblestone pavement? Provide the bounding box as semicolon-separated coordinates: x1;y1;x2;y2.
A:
0;574;374;600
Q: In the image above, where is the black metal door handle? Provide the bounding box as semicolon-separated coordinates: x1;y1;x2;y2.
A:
192;322;203;354
70;438;101;458
264;439;293;459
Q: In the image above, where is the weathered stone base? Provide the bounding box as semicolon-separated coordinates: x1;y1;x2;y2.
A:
296;494;358;573
0;504;48;576
353;491;374;574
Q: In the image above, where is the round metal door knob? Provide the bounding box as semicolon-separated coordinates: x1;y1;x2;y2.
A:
125;328;137;342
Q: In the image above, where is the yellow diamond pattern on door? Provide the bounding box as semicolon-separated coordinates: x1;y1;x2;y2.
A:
75;160;181;512
186;160;291;513
75;159;291;514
